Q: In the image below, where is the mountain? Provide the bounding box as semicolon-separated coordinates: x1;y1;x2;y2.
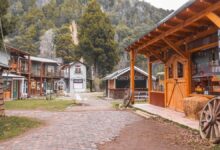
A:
6;0;172;71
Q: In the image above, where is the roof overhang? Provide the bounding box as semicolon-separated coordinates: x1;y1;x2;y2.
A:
126;0;220;62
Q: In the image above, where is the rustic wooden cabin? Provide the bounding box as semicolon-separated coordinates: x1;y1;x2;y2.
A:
6;46;31;99
0;57;9;116
3;73;26;100
28;56;63;96
126;0;220;111
103;66;155;99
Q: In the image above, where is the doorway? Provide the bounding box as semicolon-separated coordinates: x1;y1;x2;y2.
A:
166;55;189;112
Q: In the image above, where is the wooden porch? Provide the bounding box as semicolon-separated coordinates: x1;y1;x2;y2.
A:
126;0;220;112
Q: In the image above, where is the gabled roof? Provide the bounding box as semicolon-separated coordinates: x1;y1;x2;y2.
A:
69;61;87;67
103;66;156;80
125;0;220;59
25;56;59;64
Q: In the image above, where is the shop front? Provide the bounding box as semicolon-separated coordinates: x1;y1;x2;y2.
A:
3;73;26;100
126;0;220;112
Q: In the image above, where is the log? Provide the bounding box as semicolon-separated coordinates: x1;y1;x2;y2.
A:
183;96;210;120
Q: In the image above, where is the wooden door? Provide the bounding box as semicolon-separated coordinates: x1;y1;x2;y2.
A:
166;55;189;112
13;80;18;99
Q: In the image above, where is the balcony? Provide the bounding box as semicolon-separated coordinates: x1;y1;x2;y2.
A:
45;70;64;78
31;70;41;77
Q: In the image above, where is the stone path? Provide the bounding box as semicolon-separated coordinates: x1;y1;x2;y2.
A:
0;93;142;150
66;92;114;111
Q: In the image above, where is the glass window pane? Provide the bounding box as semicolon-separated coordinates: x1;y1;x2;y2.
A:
177;62;184;78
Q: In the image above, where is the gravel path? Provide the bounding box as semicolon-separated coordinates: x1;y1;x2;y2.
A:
1;109;141;150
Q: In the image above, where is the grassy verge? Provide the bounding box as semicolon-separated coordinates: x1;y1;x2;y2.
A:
5;100;77;111
111;101;123;109
0;116;42;141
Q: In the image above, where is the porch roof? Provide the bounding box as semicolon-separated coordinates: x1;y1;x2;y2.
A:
125;0;220;61
26;56;59;64
2;73;25;79
103;66;156;80
6;45;30;56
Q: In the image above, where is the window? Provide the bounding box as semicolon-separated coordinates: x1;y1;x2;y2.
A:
191;47;220;95
75;66;81;74
168;64;173;78
177;62;184;78
152;63;165;92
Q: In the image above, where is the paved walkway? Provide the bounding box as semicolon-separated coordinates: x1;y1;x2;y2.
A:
0;93;141;150
66;92;113;111
133;103;199;130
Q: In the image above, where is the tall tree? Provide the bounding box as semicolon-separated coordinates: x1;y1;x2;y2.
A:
77;0;118;78
54;25;76;63
0;0;10;48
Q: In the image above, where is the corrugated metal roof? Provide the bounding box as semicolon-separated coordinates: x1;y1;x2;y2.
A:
103;66;156;80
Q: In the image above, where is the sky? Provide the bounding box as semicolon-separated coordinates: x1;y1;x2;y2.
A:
143;0;190;10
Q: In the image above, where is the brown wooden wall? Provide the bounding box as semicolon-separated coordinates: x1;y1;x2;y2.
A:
0;76;4;116
150;92;165;107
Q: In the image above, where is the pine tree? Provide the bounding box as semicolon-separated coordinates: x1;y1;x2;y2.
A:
77;0;119;77
0;0;10;48
54;25;76;63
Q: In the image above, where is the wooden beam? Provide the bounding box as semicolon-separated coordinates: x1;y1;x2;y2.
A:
146;47;166;63
148;59;152;104
206;12;220;28
136;1;220;52
130;50;135;104
163;38;187;58
152;26;217;56
28;55;31;98
190;42;218;53
200;0;212;6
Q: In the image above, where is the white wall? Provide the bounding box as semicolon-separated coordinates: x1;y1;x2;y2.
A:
69;62;87;93
0;51;10;66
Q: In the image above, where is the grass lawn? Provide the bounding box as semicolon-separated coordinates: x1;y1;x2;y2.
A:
5;100;76;111
0;116;42;141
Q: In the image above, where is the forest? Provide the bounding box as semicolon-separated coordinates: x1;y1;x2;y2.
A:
3;0;171;76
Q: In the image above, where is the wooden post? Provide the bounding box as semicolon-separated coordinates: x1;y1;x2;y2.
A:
130;49;135;104
148;58;152;104
0;69;4;116
186;43;191;96
164;64;168;107
40;62;43;96
27;55;31;98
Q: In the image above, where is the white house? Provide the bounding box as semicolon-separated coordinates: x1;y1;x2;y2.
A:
63;61;87;93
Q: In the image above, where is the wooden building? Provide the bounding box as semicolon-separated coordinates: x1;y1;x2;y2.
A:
3;73;26;100
62;61;87;93
0;58;9;116
103;66;155;99
28;56;63;96
3;46;31;99
126;0;220;111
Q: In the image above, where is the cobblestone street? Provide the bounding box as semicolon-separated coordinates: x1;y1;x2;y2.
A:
0;93;142;150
